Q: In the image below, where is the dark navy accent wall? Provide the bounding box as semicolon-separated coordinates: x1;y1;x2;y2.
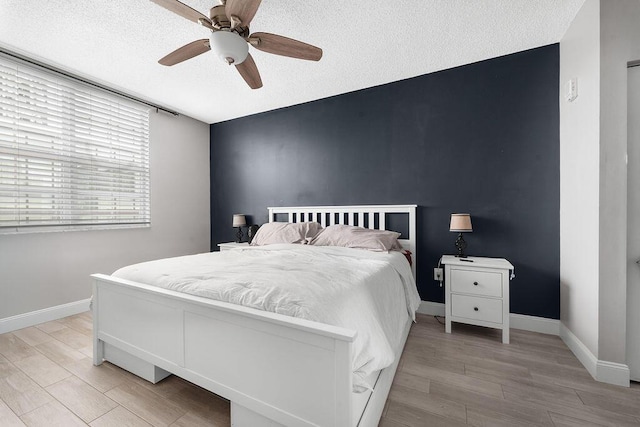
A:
210;44;560;319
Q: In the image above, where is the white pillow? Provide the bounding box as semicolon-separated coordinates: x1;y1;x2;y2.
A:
310;224;401;252
250;222;323;246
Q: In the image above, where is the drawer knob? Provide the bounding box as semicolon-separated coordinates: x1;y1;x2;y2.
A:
473;281;478;286
474;307;479;311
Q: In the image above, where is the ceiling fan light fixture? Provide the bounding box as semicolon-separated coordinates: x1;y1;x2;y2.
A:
209;31;248;65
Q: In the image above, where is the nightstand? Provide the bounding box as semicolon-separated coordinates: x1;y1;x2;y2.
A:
440;255;514;343
217;242;249;251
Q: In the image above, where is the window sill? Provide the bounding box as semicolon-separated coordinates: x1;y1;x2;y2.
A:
0;223;151;235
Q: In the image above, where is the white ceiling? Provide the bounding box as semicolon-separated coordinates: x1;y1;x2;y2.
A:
0;0;584;124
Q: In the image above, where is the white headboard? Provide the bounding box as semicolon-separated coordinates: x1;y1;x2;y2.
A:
268;205;417;278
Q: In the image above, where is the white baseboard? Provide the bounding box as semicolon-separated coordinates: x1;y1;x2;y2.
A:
559;323;630;387
417;300;560;335
416;300;445;317
559;322;598;379
0;298;91;334
596;360;631;387
510;313;560;335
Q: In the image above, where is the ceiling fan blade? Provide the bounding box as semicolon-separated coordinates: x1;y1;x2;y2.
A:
250;32;322;61
226;0;262;27
159;39;210;66
235;53;263;89
149;0;210;24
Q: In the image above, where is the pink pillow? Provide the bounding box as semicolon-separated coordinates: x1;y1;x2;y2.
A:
250;222;322;246
310;224;401;252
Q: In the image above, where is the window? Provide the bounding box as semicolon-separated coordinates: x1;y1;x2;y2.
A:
0;54;150;233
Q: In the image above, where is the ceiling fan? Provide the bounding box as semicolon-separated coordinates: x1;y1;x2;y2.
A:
151;0;323;89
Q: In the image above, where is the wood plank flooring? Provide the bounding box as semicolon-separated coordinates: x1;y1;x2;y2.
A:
381;314;640;427
0;311;638;426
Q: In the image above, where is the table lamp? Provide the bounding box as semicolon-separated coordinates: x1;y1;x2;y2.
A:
233;214;246;243
450;213;472;257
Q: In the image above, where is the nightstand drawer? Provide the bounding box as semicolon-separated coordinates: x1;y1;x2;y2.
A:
451;294;503;324
450;268;502;297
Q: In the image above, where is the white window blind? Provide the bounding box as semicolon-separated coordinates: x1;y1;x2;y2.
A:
0;54;150;232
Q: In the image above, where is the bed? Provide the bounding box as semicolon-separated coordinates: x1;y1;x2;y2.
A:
91;204;418;426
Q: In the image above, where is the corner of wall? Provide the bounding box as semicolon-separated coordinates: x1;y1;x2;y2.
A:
560;321;630;387
559;0;601;360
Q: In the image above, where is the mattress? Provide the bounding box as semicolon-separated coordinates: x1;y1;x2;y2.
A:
112;243;420;392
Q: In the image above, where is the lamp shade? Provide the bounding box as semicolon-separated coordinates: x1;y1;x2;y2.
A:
209;31;249;65
232;214;246;228
450;213;472;232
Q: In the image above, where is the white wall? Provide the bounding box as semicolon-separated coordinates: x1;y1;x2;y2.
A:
0;111;210;320
598;0;640;364
560;0;640;384
559;0;601;357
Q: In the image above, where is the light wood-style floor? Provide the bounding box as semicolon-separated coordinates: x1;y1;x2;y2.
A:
0;312;639;426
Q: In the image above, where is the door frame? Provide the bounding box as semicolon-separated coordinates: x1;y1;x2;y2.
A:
626;61;640;382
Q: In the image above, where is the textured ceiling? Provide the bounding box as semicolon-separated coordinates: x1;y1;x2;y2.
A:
0;0;584;124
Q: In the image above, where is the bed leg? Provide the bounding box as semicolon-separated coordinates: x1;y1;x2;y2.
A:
231;402;284;427
93;339;104;366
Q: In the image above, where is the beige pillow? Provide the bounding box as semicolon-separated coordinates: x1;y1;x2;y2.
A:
250;222;323;246
310;224;401;252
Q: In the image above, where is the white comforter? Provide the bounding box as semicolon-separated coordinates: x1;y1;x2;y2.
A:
112;244;421;392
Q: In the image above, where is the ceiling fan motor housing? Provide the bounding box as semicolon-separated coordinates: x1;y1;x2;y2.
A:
209;31;248;64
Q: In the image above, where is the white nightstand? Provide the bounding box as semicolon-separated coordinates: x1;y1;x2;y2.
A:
218;242;249;251
440;255;514;343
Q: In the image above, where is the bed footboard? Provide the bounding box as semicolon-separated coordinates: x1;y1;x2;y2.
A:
92;273;356;427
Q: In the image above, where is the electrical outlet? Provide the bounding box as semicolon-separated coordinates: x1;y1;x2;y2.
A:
434;267;443;281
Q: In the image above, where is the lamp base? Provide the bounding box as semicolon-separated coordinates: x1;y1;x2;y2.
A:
235;227;243;243
454;233;468;258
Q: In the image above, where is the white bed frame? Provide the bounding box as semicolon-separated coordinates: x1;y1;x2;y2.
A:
91;204;417;427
